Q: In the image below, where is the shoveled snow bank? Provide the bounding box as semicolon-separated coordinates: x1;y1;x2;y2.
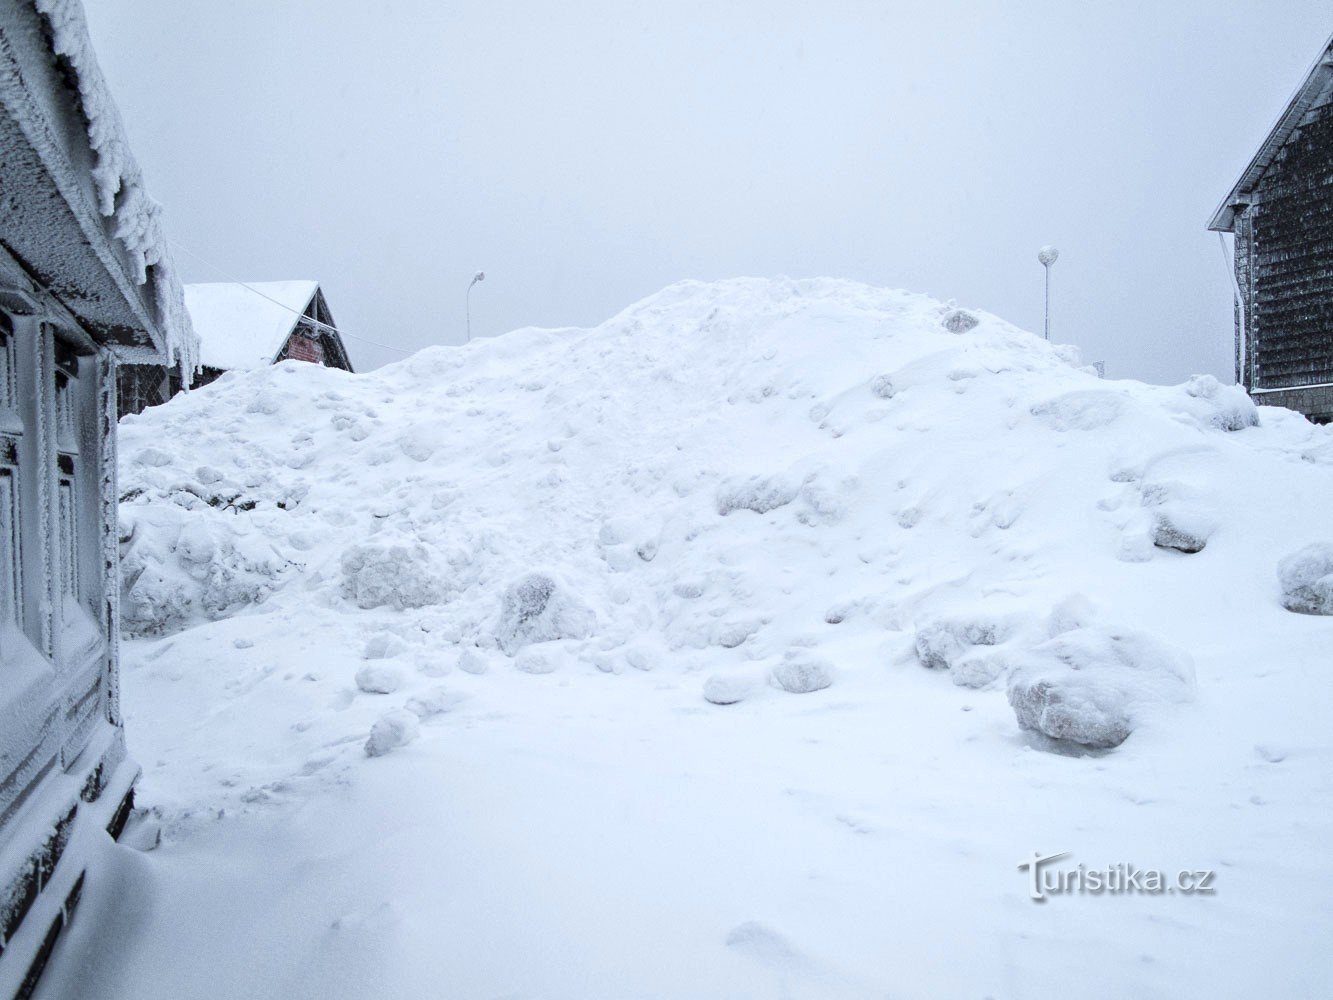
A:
114;276;1333;743
81;278;1333;1000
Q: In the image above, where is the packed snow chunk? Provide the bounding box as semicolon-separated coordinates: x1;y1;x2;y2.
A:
771;658;834;694
950;650;1009;690
355;664;403;695
457;647;490;675
364;710;420;757
941;308;979;334
672;579;706;599
397;426;438;462
120;506;288;636
703;673;755;705
341;543;442;610
405;685;460;719
515;646;559;675
1007;674;1133;750
714;618;763;649
1140;481;1217;554
869;374;896;399
1150;512;1212;554
1277;544;1333;615
716;473;801;516
622;642;659;672
494;573;596;655
797;477;848;525
1173;374;1259;432
362;633;409;660
824;600;861;625
134;447;174;468
914;616;1010;671
1031;390;1125;432
1007;626;1195;749
597;518;634;546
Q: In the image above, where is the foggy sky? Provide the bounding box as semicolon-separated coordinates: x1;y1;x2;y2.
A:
83;1;1332;382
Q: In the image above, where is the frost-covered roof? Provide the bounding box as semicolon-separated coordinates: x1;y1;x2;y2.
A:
185;281;319;371
1209;32;1333;232
0;0;197;369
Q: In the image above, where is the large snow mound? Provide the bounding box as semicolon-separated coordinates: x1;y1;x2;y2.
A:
116;276;1333;743
96;277;1333;999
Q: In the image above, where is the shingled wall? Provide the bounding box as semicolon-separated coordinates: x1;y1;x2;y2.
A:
1246;93;1333;421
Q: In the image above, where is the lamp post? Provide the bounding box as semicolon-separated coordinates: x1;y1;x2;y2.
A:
1038;246;1058;341
466;270;485;342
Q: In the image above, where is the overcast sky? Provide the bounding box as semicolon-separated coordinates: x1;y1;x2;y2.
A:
83;1;1331;381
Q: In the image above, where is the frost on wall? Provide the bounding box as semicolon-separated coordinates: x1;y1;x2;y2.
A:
33;0;197;374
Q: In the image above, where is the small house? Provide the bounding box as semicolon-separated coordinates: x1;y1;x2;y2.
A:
116;280;353;415
0;1;195;996
1209;34;1333;423
185;280;353;388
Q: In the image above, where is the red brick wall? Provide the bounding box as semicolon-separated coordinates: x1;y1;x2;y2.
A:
283;333;326;365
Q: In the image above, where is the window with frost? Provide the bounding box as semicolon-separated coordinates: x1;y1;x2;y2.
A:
54;340;80;606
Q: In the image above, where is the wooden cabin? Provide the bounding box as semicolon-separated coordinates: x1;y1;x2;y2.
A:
1209;34;1333;423
117;280;353;416
0;2;195;996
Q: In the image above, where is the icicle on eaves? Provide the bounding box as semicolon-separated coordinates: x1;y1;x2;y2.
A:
32;0;198;377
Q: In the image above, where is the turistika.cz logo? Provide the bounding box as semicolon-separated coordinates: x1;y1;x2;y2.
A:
1017;851;1217;902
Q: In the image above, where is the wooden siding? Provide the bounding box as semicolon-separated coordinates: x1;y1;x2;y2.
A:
1250;96;1333;392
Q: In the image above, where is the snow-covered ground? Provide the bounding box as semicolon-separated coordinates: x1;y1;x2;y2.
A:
41;278;1333;999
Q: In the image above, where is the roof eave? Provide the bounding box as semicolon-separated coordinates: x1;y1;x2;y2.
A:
266;285;319;365
1208;33;1333;233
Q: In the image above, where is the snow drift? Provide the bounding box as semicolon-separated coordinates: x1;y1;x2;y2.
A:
115;277;1333;748
87;277;1333;1000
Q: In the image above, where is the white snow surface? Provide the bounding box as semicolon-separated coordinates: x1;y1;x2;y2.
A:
184;280;319;371
44;278;1333;999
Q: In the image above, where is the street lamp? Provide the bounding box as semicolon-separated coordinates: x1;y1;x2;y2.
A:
466;270;485;342
1038;246;1058;341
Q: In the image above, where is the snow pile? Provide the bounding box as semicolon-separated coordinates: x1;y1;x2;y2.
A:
115;276;1333;747
82;277;1333;999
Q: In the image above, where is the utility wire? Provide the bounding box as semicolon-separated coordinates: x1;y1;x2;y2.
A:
171;241;414;356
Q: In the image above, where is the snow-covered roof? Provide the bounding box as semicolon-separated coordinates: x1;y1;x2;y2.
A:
13;0;198;370
1209;32;1333;232
184;281;319;371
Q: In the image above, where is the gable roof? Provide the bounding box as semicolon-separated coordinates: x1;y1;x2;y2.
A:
184;280;319;371
1209;33;1333;232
